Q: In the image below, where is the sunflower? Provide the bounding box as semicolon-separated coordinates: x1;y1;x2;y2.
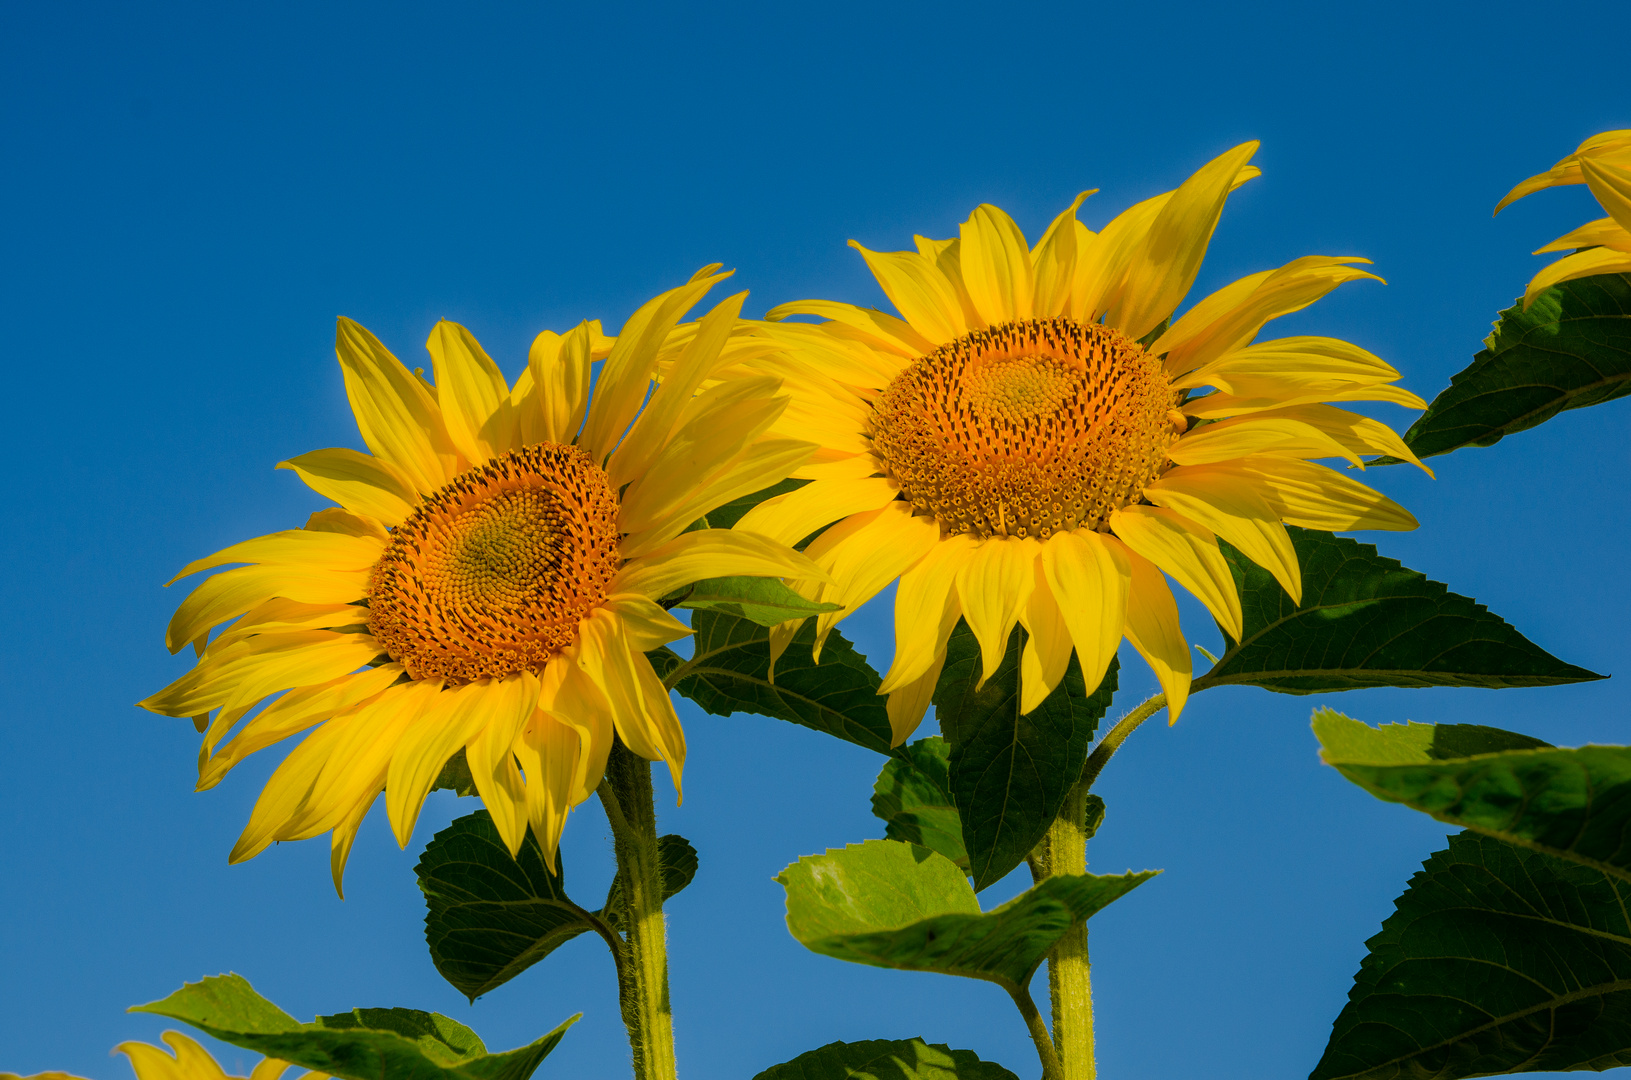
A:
141;269;822;890
1495;129;1631;306
734;142;1424;740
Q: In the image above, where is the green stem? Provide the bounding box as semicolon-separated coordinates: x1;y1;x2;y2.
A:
600;739;679;1080
1026;692;1168;1080
1009;983;1065;1080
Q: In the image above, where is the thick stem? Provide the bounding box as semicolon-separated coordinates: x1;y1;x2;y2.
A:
1040;783;1095;1080
1009;983;1066;1080
600;740;679;1080
1027;692;1168;1080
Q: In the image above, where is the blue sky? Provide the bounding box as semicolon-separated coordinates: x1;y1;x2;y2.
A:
3;2;1630;1077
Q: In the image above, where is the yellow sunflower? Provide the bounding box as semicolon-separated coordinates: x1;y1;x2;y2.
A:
141;269;822;891
1495;129;1631;306
734;142;1425;739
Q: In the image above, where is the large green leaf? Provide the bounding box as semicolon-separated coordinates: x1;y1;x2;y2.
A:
777;839;1155;995
1402;273;1631;460
1313;830;1631;1080
131;974;574;1080
934;621;1117;890
699;478;809;530
416;810;695;1001
1192;529;1601;694
670;575;842;627
654;610;897;756
752;1038;1020;1080
1311;710;1554;764
1318;714;1631;880
871;736;969;871
601;832;699;935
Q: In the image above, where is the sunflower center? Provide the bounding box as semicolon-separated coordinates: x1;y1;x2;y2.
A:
868;318;1179;539
367;442;621;683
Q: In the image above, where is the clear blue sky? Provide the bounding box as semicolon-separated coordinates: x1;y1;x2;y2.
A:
3;2;1629;1078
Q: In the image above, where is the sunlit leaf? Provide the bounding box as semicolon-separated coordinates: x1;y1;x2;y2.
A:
751;1038;1020;1080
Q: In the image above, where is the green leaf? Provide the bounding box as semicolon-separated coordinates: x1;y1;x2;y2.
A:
697;477;809;530
601;833;699;935
1313;831;1631;1080
658;610;897;756
934;621;1117;891
1318;716;1631;883
131;973;575;1080
872;737;968;871
432;747;477;797
751;1038;1020;1080
671;575;842;627
1192;528;1602;694
416;810;599;1001
1401;273;1631;460
417;811;698;1001
777;839;1155;995
1312;709;1554;766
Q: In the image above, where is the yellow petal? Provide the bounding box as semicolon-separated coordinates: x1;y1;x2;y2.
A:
885;651;946;747
141;631;381;718
329;788;377;899
879;533;975;694
514;709;581;871
610;291;747;489
848;241;967;346
164;565;371;653
1233;456;1417;531
1072;191;1171;322
1523;245;1631;308
618;437;816;560
735;477;900;548
1144;465;1301;604
612;527;830;600
1039;529;1130;694
1494;130;1631;213
801;501;941;653
1173;335;1400;393
277;448;419;526
1169;414;1364;468
959;203;1035;324
549;654;616;804
1534;216;1631;255
1111;142;1260;341
167;529;383;586
915;235;986;330
764;299;935;356
1119;544;1191;723
601;593;693;651
953;537;1040;685
426;320;514;462
576;612;686;793
1110;505;1242;640
1018;572;1073;714
1031;191;1095;319
1581;154;1631;235
517;321;594;445
580;270;731;464
465;673;539;857
334;317;461;493
200;665;404;791
1154;257;1382;376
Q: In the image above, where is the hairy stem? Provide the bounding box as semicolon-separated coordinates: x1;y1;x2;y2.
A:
1026;692;1168;1080
1010;982;1066;1080
600;740;679;1080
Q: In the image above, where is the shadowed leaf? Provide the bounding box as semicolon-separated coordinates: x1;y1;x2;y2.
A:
1401;273;1631;460
934;621;1117;890
1194;529;1601;694
752;1038;1020;1080
872;737;968;871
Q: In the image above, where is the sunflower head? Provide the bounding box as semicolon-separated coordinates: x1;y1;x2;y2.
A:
739;142;1426;739
140;271;824;889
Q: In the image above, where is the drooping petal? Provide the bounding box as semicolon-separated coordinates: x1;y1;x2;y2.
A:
1144;465;1302;604
513;708;582;871
1018;570;1074;713
953;536;1040;685
879;533;975;693
1119;543;1192;723
1110;506;1242;641
885;651;946;748
1039;528;1130;695
799;501;941;655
